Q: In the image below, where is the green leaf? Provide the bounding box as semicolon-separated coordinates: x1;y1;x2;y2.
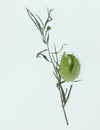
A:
59;53;80;82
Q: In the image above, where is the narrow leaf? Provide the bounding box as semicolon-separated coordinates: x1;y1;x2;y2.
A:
41;54;50;62
72;79;83;82
65;85;73;104
60;86;66;105
26;8;40;30
36;49;47;58
47;33;49;43
35;14;44;28
26;8;42;33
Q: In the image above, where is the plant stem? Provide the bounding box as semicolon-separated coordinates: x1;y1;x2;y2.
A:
46;38;58;76
62;103;69;125
26;8;74;126
57;83;69;125
46;35;69;125
45;30;70;126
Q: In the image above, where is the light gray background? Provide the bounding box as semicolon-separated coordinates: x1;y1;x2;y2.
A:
0;0;100;129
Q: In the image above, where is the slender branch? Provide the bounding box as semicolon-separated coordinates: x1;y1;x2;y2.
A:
54;44;59;64
46;40;57;75
62;104;69;125
57;83;69;125
65;84;73;105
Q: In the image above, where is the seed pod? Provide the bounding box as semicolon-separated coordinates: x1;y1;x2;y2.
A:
59;53;80;82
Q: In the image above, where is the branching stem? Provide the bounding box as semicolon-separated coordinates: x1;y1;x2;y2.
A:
26;8;73;126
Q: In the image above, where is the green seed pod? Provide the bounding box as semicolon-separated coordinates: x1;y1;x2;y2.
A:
59;52;80;82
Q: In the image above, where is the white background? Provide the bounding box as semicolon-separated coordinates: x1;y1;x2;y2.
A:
0;0;100;129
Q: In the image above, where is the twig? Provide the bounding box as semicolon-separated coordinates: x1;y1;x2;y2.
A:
57;83;69;125
26;8;74;126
